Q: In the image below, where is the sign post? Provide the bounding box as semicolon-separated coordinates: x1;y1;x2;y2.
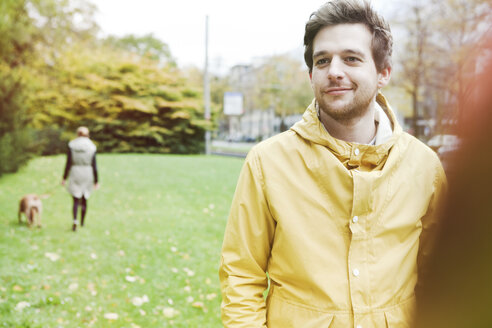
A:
204;15;211;155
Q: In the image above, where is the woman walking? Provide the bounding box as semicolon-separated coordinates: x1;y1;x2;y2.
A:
61;126;99;231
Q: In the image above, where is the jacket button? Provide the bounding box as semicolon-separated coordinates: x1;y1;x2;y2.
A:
353;268;360;277
354;148;360;156
352;216;359;223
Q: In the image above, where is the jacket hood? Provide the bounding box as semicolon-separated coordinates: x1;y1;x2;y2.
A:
290;93;403;168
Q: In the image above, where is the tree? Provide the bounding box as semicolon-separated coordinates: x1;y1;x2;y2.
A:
0;0;211;161
429;0;492;125
253;55;312;118
392;1;439;138
0;0;99;175
220;54;312;134
391;0;492;138
0;62;32;174
0;0;40;174
30;43;209;154
103;33;175;65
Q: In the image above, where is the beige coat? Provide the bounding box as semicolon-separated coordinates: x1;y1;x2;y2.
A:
219;94;446;328
66;137;97;199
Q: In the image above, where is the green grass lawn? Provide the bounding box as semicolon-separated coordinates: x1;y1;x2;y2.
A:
0;154;244;327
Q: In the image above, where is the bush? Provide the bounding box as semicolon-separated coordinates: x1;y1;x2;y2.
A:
0;64;34;176
0;130;32;175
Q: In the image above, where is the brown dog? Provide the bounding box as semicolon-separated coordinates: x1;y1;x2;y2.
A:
18;194;43;228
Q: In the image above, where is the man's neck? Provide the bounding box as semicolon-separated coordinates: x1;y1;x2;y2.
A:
319;102;377;144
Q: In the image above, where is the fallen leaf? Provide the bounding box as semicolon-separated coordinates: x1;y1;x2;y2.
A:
183;268;195;276
15;301;30;311
206;293;217;300
86;282;97;296
104;313;119;320
13;285;23;292
163;307;178;318
131;295;149;307
125;276;137;283
45;252;60;261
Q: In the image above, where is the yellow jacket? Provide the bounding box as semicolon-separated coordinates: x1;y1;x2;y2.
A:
219;94;446;328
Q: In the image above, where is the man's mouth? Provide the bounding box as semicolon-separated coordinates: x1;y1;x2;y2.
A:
324;87;352;95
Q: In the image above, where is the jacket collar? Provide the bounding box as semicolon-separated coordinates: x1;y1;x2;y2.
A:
290;92;403;169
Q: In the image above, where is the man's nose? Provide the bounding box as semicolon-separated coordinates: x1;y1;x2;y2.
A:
327;58;344;80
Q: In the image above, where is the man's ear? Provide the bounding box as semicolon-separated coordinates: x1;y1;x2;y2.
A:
377;66;391;88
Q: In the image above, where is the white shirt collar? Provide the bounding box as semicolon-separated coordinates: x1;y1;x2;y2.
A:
373;102;393;145
316;101;393;146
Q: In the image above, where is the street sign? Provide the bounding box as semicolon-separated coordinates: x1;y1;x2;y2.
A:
223;92;243;116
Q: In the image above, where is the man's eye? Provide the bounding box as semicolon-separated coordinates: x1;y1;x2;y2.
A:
346;57;360;62
316;58;329;65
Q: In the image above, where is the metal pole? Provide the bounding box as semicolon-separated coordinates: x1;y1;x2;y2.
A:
204;15;211;155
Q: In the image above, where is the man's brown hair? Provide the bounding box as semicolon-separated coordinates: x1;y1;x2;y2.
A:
304;0;392;73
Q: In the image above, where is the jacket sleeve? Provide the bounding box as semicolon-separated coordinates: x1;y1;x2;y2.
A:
91;152;98;183
416;159;447;295
219;148;276;328
62;147;72;180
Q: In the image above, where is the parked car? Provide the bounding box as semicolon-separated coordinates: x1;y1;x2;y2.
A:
427;134;460;175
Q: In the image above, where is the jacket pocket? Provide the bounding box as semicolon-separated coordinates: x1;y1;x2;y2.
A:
383;296;416;328
266;294;334;328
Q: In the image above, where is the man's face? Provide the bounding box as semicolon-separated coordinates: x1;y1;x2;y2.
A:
310;23;390;122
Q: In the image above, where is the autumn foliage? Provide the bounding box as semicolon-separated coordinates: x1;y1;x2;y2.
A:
30;45;209;155
0;0;210;176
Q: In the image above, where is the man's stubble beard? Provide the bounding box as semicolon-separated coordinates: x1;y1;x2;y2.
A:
317;84;379;123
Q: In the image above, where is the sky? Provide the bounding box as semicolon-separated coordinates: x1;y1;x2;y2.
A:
94;0;388;73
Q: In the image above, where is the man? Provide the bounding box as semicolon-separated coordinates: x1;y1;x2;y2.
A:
62;126;99;231
219;0;446;327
